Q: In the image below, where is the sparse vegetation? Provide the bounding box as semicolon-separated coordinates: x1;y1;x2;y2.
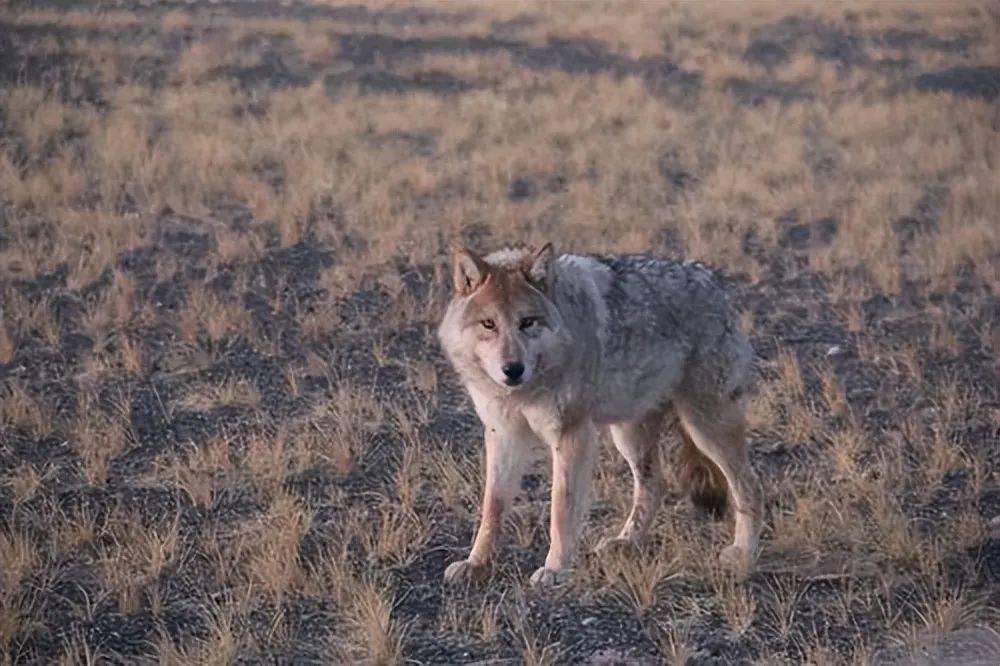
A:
0;0;998;663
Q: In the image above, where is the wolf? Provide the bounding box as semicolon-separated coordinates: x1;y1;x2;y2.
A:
437;242;764;586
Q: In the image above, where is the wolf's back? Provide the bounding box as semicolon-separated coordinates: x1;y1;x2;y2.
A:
600;255;753;399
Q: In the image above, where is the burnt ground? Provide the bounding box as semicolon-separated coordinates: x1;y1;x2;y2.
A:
3;0;999;105
1;1;1000;665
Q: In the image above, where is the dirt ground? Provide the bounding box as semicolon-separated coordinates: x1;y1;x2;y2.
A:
1;1;999;664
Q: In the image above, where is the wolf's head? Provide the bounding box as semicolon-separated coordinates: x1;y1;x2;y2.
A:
438;242;568;392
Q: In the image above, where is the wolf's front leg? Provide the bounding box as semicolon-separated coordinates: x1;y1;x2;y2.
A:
531;419;598;587
444;427;526;584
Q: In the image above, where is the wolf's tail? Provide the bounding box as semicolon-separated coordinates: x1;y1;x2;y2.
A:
674;422;729;519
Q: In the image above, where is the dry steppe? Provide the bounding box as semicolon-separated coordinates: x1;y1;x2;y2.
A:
1;1;999;664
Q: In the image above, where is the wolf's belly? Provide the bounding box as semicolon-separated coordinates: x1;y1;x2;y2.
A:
589;350;685;424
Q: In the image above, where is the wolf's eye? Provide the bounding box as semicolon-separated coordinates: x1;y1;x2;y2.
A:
480;319;496;331
519;317;539;331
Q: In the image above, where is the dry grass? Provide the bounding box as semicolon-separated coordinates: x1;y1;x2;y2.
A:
304;384;385;476
177;377;261;411
0;382;50;439
241;490;313;598
1;0;998;662
73;398;129;486
178;287;253;343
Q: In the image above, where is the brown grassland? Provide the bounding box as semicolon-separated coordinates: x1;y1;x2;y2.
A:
1;0;999;663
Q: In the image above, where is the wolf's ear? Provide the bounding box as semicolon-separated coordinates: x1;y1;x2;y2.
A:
451;243;489;295
525;242;554;288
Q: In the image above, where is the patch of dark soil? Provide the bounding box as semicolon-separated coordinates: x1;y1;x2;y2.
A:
657;150;696;191
803;120;842;176
522;591;660;663
423;403;481;455
240;288;297;354
0;40;102;105
44;290;80;337
284;463;344;509
117;238;161;277
169;404;255;446
255;240;335;298
519;40;701;102
333;33;700;102
744;39;791;68
0;19;86;46
156;212;218;260
206;196;258;230
519;38;628;74
915;65;1000;100
103;485;183;529
979;537;1000;582
150;277;186;311
876;29;974;53
11;559;105;662
215;341;300;417
725;77;813;106
204;483;267;529
241;596;338;661
872;56;916;80
4;346;78;414
778;216;838;251
127;380;173;448
407;640;509;665
637;60;701;103
0;433;77;491
736;262;850;364
120;52;174;89
0;21;103;104
86;608;158;658
120;380;273;474
748;16;868;68
336;33;515;68
326;68;477;96
218;50;315;91
186;0;469;26
155;599;207;650
11;265;68;300
893;182;948;254
59;330;93;365
980;490;1000;523
507;173;567;201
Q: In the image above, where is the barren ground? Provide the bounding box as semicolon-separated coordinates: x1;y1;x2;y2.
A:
1;1;999;664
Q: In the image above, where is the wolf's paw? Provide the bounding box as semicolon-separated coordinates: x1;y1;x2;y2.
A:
719;545;754;579
443;558;487;584
529;566;570;587
594;536;639;556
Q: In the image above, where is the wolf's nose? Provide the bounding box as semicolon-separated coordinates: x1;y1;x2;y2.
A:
502;362;524;383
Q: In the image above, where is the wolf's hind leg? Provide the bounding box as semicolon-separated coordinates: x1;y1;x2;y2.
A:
674;396;763;577
598;410;667;551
